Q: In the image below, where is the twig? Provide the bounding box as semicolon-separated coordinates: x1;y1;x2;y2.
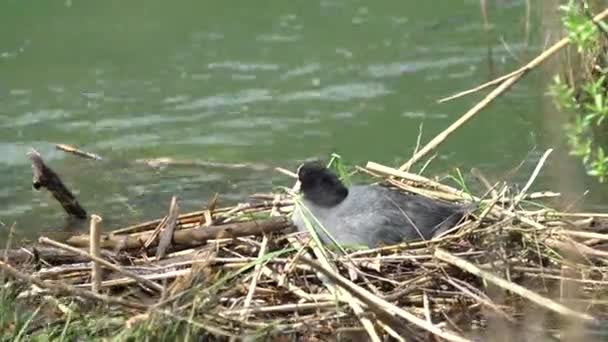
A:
434;248;595;322
470;168;498;199
275;167;298;179
300;256;472;342
55;143;102;160
1;222;16;284
226;301;337;316
89;215;102;293
77;269;191;289
400;73;525;171
285;221;382;342
511;148;553;208
39;237;163;292
366;161;471;199
143;215;168;250
240;234;269;319
443;276;514;322
550;212;608;218
545;238;608;258
558;230;608;241
199;193;218;226
136;157;269;171
0;260;148;310
423;291;432;323
259;267;330;301
3;222;16;263
156;196;179;260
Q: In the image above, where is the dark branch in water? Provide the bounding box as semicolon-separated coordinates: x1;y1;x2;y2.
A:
27;149;87;219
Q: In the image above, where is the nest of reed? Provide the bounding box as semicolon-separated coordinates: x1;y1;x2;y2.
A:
2;159;608;342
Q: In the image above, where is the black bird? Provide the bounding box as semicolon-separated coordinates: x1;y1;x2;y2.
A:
291;162;471;248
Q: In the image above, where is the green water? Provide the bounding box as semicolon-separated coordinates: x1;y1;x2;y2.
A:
1;1;607;240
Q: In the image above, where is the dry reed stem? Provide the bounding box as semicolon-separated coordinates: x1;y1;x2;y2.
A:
438;8;608;104
423;291;432;323
275;167;298;179
398;8;608;172
434;248;596;322
546;238;608;258
510;148;553;209
89;215;102;293
77;268;191;289
240;234;269;319
400;73;525;171
225;301;337;315
552;212;608;218
0;260;148;310
376;321;406;342
143;215;168;249
558;230;608;241
300;256;473;342
39;236;163;292
367;161;469;198
55;143;102;160
156;196;179;260
443;276;514;322
258;266;330;301
288;234;382;342
3;222;16;263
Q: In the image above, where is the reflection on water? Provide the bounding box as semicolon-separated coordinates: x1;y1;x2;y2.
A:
1;1;608;241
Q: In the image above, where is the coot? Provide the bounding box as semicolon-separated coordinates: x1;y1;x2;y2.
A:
291;162;470;248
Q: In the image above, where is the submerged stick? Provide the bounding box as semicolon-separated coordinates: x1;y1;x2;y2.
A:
434;248;595;322
28;149;87;219
55;143;102;160
136;157;269;171
90;215;102;293
39;237;163;292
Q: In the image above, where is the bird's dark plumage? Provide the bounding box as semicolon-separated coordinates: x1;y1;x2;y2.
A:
292;162;470;248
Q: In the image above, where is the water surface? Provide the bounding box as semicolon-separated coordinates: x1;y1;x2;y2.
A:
2;0;607;240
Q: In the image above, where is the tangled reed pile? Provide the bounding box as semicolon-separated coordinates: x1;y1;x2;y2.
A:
3;158;608;341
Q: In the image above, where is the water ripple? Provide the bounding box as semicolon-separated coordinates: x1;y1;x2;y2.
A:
367;56;483;78
174;89;273;111
207;61;280;72
93;114;199;131
95;133;162;149
280;82;390;102
256;34;299;43
4;109;72;128
280;63;320;80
